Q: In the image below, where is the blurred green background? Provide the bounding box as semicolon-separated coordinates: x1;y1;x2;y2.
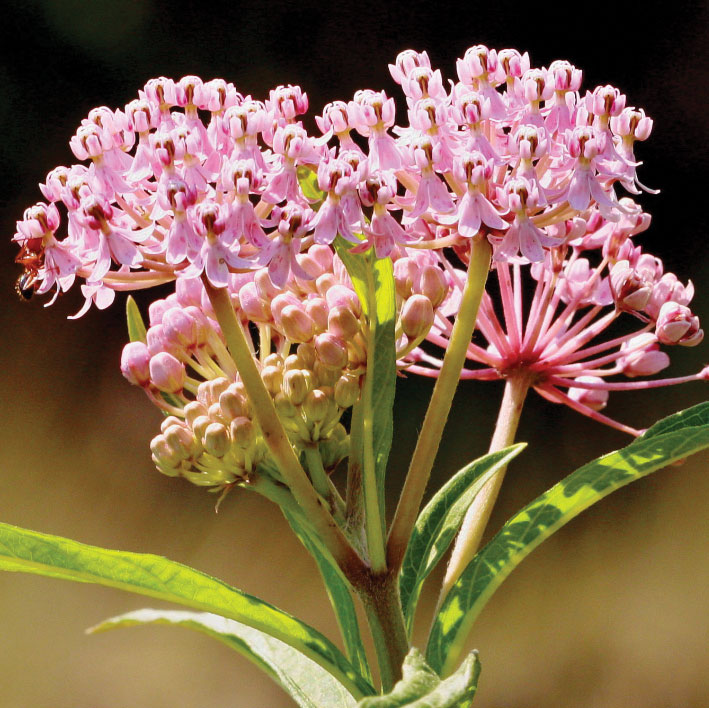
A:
0;1;707;705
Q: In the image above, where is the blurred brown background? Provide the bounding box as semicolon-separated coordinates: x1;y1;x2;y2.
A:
0;1;707;705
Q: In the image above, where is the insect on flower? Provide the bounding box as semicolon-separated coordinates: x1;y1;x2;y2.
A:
14;242;44;301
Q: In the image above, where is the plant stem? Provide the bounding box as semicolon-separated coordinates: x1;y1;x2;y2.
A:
360;263;389;574
439;372;531;600
358;573;410;692
203;280;367;582
387;237;492;573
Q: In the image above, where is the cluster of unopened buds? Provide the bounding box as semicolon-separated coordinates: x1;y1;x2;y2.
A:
14;44;706;488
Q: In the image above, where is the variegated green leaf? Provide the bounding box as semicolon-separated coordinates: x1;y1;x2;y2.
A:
91;609;357;708
357;648;480;707
0;522;374;699
399;444;526;636
427;403;709;675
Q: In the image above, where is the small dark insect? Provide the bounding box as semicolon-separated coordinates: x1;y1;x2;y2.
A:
14;243;44;301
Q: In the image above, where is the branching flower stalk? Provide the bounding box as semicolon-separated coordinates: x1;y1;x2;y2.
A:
10;42;708;704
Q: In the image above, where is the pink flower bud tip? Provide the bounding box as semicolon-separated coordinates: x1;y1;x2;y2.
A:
120;341;151;386
149;352;186;393
568;376;609;411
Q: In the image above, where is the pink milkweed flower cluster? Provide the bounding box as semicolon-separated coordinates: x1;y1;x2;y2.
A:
12;44;706;473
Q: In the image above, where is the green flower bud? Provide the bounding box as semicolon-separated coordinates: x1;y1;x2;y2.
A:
164;422;198;459
230;416;255;449
302;388;331;423
313;360;341;386
261;364;283;395
334;374;361;408
219;387;249;419
274;392;297;418
296;342;317;370
184;400;208;426
283;368;313;405
263;353;284;368
203;422;230;457
191;414;212;442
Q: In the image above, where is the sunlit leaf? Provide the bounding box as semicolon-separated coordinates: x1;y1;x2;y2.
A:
399;445;526;636
126;295;147;343
427;405;709;675
357;648;480;707
0;522;375;699
91;609;357;708
283;509;372;683
335;238;396;532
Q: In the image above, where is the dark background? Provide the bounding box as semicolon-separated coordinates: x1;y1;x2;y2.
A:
0;1;707;706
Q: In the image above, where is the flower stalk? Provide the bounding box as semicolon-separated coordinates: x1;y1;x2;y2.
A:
387;236;492;573
203;278;367;581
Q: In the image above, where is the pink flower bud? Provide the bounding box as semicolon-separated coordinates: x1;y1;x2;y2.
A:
328;305;361;340
656;302;704;346
148;298;171;326
162;307;198;349
401;295;434;339
305;297;329;332
609;261;652;312
568;376;609;411
315;333;348;369
619;334;670;377
279;304;315;343
325;284;361;317
235;285;267;324
175;277;203;307
149;352;185;393
418;265;448;308
120;341;151;386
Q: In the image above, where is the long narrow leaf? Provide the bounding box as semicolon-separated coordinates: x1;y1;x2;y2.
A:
91;609;357;708
427;409;709;675
126;295;147;343
399;444;526;635
282;509;372;683
335;239;397;527
0;522;374;698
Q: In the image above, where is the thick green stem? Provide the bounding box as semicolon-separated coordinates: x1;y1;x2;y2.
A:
439;373;530;601
203;280;367;582
387;237;492;573
360;265;388;574
358;573;410;692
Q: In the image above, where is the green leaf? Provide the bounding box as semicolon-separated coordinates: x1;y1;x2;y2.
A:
126;295;147;343
399;444;526;636
297;165;326;209
0;522;375;699
91;609;357;708
633;400;709;441
335;238;397;537
357;648;481;708
427;409;709;675
282;508;372;684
